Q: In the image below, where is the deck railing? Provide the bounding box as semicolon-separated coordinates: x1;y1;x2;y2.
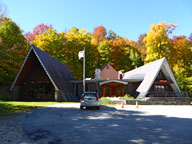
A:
147;92;188;97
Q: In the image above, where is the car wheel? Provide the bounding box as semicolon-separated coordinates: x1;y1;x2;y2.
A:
80;106;83;109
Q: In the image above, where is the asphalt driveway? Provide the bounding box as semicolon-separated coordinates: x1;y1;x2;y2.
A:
1;104;192;144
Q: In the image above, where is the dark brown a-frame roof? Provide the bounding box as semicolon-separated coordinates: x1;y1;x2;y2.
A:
10;45;74;91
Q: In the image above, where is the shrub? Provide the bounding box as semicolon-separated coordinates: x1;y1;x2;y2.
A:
100;97;115;105
123;94;134;99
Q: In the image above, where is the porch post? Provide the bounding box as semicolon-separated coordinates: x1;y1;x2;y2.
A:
122;85;124;96
109;85;112;97
103;84;106;97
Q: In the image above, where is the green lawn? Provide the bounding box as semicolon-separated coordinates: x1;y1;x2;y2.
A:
0;101;58;118
0;86;80;119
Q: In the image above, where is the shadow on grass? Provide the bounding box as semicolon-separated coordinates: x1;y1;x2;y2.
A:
0;102;40;118
19;105;192;144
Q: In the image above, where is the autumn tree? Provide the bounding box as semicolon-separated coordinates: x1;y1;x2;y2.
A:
170;36;191;70
24;23;53;43
111;37;129;70
32;29;66;63
189;33;192;47
137;33;147;60
65;28;99;79
97;40;113;67
107;29;117;40
170;36;192;96
128;40;144;68
144;22;177;63
110;37;143;72
0;17;28;84
93;25;106;42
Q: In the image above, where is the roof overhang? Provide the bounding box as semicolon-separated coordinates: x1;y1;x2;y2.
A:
99;80;128;86
123;74;145;80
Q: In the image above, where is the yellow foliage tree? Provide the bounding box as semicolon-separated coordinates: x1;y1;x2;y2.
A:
144;22;177;63
170;36;192;96
0;17;28;84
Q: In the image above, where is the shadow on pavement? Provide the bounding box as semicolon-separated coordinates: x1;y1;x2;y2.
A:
21;105;192;144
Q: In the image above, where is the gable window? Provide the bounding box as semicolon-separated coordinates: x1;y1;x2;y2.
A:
154;85;165;93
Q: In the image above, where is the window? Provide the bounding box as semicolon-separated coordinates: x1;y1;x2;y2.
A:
84;93;97;97
154;85;165;93
27;82;52;100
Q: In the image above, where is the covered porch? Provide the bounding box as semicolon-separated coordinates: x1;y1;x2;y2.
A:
100;80;128;97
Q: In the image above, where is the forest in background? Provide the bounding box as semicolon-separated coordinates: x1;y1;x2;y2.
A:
0;7;192;97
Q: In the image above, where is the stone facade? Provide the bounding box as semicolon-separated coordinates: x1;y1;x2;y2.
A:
111;97;191;105
124;97;191;105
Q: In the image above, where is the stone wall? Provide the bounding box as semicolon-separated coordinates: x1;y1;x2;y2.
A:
110;97;191;105
124;97;191;105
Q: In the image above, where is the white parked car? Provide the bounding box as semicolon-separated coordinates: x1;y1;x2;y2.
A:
80;92;100;110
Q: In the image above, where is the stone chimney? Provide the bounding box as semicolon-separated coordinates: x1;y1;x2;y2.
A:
95;68;101;80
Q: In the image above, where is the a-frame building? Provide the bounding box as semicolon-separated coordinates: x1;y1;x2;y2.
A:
123;57;181;98
10;45;76;101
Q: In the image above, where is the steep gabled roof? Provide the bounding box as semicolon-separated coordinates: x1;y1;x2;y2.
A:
123;57;181;98
100;63;117;71
10;45;74;91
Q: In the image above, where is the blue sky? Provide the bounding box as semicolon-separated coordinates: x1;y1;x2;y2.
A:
1;0;192;41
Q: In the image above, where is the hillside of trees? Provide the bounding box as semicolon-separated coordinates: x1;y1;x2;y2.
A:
0;13;191;97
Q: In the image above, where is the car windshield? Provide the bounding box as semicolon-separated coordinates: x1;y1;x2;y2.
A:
84;93;97;97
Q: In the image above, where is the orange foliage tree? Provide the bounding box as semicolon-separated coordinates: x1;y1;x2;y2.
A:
93;25;107;42
24;23;52;43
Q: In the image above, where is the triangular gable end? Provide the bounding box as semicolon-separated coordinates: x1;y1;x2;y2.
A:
160;58;181;93
136;58;181;98
136;58;165;98
10;47;32;91
32;46;58;90
10;45;58;91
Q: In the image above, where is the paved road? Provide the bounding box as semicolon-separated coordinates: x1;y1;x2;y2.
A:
1;104;192;144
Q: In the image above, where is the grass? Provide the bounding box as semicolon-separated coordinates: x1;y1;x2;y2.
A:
0;86;80;119
0;101;58;119
0;86;59;118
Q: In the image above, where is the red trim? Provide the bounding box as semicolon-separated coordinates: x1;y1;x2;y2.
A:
154;81;173;85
